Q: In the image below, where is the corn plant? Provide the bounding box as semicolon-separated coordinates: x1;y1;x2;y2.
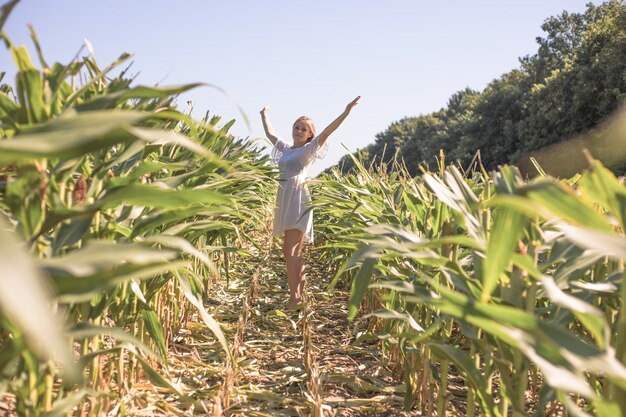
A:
313;125;626;416
0;8;276;415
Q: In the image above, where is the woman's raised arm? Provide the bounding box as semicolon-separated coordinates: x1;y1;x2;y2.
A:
260;105;279;145
317;96;360;147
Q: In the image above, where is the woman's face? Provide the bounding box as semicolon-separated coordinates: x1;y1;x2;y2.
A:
292;119;314;147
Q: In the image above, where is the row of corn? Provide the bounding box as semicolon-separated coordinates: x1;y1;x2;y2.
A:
312;132;626;416
0;14;277;416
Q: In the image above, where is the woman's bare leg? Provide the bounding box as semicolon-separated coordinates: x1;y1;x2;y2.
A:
283;229;306;307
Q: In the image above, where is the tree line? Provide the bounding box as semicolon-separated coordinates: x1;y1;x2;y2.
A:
334;1;626;177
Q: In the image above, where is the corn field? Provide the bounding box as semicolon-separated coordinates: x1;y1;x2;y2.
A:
3;3;626;416
311;135;626;416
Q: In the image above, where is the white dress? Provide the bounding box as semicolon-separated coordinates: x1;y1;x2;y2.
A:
271;136;328;243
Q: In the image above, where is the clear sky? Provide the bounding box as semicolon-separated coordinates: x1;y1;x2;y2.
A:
2;0;597;176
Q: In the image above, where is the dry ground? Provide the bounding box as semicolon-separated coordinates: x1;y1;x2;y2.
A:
127;234;413;416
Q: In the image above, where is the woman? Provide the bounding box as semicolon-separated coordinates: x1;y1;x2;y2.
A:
260;96;360;310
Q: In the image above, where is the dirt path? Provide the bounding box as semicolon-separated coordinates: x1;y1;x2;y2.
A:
137;235;410;416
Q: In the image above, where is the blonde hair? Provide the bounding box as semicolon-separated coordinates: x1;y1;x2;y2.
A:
293;116;316;143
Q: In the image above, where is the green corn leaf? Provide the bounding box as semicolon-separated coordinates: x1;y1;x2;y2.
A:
0;109;147;164
0;0;20;32
428;343;498;415
445;165;480;207
96;140;145;176
11;45;48;123
99;183;231;209
329;243;382;291
348;257;377;321
42;241;184;302
69;323;157;361
104;159;191;186
176;271;232;362
51;215;92;255
127;125;211;157
49;261;188;303
130;207;223;238
140;308;168;359
578;159;626;232
481;207;525;303
43;193;229;236
364;308;424;332
424;171;484;244
76;83;204;111
484;194;545;219
0;217;79;383
4;163;46;240
521;179;612;232
134;350;186;398
426;282;626;395
46;62;80;115
44;241;178;275
28;24;48;70
340;143;373;180
64;52;132;108
558;224;626;262
541;275;608;349
42;389;93;417
0;91;19;125
142;234;215;269
594;399;623;417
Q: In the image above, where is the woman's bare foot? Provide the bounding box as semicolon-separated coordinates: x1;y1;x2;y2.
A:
286;297;303;311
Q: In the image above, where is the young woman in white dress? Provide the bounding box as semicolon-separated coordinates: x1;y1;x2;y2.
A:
260;96;360;309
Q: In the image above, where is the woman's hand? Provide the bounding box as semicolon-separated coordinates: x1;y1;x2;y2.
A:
344;96;361;114
260;105;271;115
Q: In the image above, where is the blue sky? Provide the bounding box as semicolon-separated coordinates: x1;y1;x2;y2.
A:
3;0;597;176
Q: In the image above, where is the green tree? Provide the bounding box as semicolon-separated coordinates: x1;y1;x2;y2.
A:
335;1;626;176
518;0;626;158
